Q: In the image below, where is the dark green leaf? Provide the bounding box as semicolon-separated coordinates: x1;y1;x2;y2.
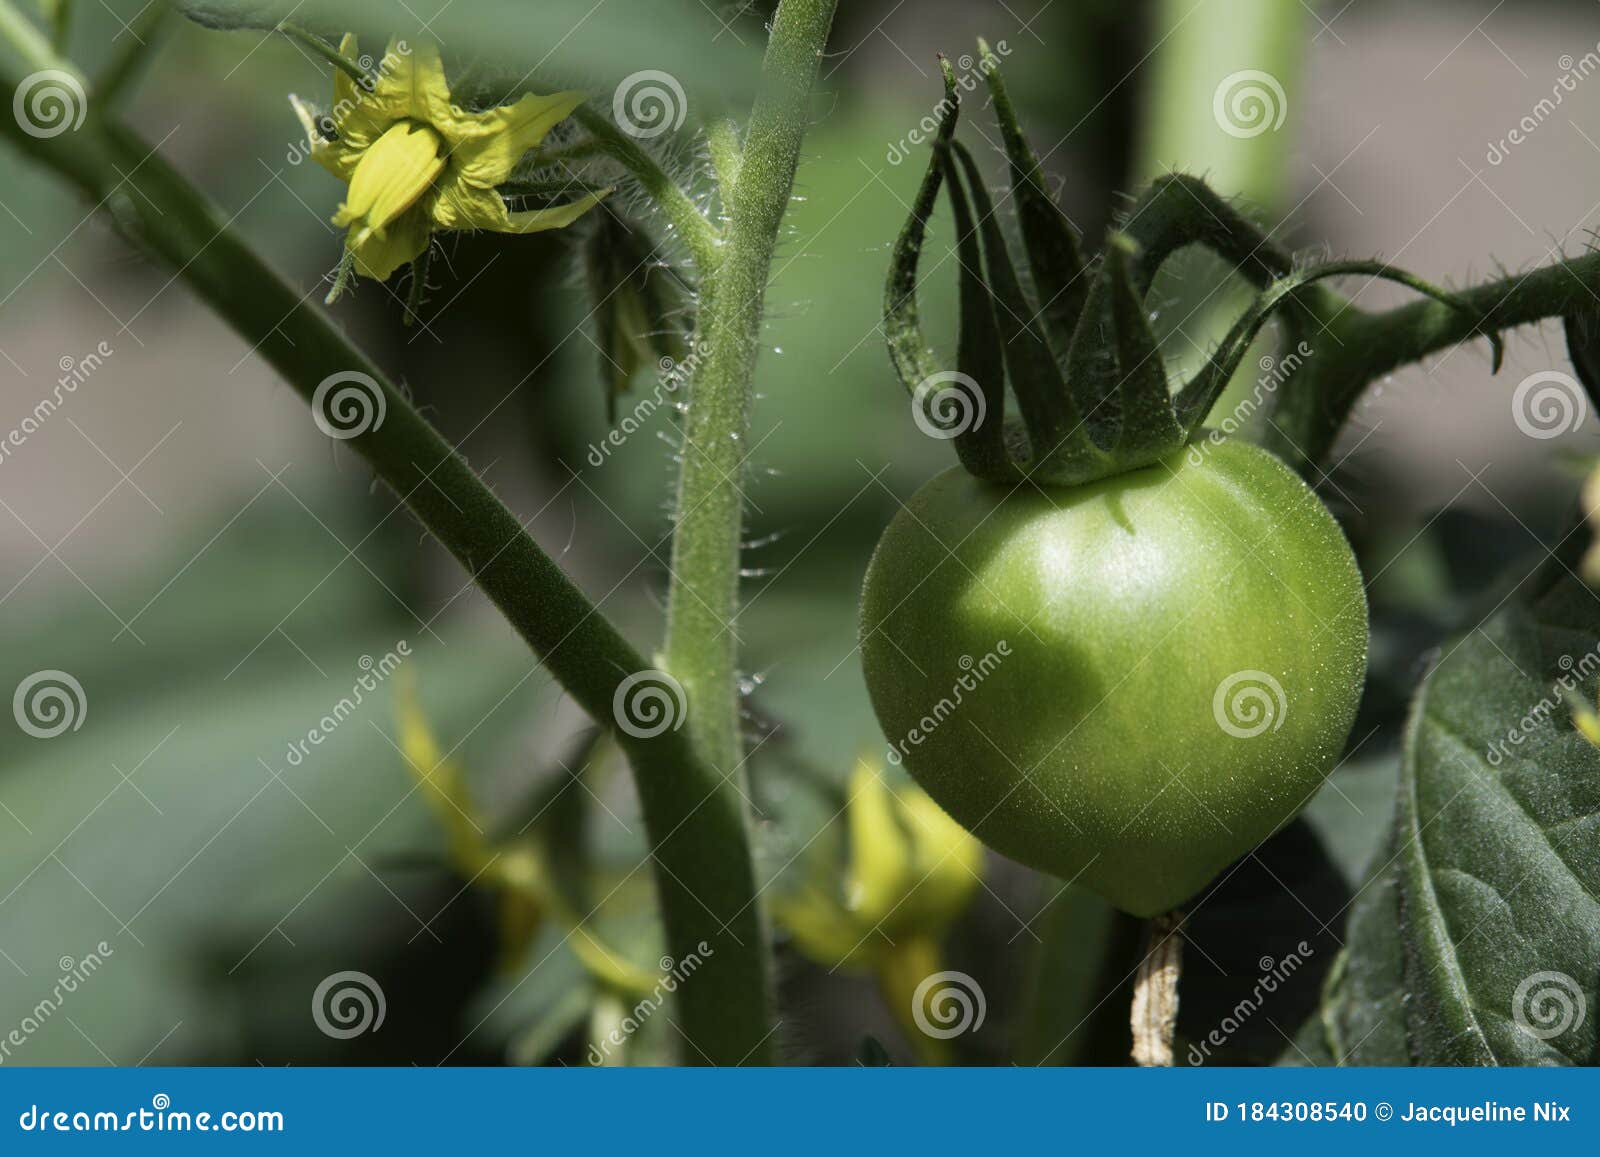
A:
1564;310;1600;410
1314;566;1600;1065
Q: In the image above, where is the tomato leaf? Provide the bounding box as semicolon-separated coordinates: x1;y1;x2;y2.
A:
1313;564;1600;1065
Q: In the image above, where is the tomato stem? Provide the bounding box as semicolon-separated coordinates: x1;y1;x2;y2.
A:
1131;911;1185;1066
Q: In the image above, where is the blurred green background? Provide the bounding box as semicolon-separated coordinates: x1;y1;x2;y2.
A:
1;0;1596;1065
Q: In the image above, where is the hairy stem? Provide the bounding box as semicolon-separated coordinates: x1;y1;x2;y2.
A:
573;103;720;273
0;4;784;1065
1265;253;1600;470
653;0;838;1062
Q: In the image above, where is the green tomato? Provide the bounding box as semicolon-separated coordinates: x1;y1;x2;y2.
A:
859;439;1367;917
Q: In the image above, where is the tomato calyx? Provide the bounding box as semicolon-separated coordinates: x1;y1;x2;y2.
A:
885;46;1504;489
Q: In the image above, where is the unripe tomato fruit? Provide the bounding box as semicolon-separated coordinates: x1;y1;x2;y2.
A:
860;439;1367;916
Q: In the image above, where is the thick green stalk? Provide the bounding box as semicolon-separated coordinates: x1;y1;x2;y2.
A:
0;7;788;1064
665;0;836;760
652;0;838;1062
1266;256;1600;470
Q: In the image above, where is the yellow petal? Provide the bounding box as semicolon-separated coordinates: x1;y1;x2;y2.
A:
395;670;486;872
334;121;445;238
289;94;356;179
449;90;587;187
898;788;981;932
367;38;454;127
845;759;909;924
501;189;610;234
772;884;867;969
430;181;608;236
429;179;515;232
349;207;431;281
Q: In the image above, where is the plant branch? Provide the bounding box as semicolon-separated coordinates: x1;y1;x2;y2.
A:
277;21;371;85
653;0;839;1062
573;103;720;273
1264;252;1600;471
0;6;777;1065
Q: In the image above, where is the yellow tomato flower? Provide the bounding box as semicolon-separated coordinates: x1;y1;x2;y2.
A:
774;755;983;1062
290;36;608;285
395;672;652;993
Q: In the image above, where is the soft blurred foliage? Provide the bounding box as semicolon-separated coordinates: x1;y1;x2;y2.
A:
1;0;1595;1066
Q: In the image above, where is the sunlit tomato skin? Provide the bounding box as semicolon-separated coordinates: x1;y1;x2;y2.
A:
859;439;1367;917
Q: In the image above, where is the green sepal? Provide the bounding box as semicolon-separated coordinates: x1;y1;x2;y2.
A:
1174;261;1506;432
980;38;1087;356
947;140;1084;461
1101;234;1185;458
883;66;959;405
1115;173;1293;295
937;137;1017;480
